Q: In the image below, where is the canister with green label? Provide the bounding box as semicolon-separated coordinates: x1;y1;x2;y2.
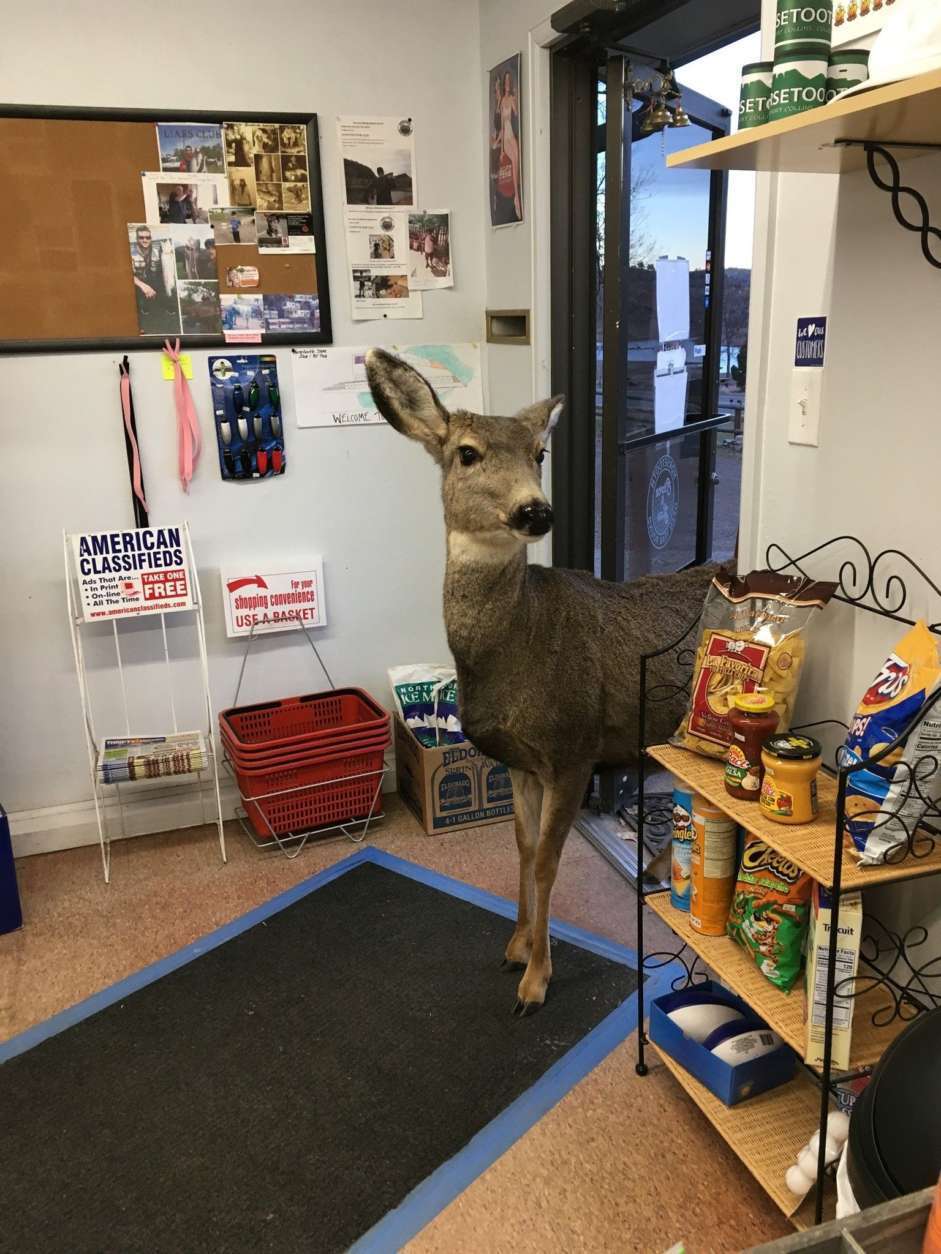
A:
775;2;832;53
739;61;774;130
826;49;870;101
770;45;829;121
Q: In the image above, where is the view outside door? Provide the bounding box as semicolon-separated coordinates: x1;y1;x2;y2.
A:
594;32;757;578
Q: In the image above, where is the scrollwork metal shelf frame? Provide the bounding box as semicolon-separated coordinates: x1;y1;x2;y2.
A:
633;536;941;1227
836;139;941;271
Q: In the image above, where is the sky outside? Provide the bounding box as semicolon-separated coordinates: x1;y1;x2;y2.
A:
631;31;761;270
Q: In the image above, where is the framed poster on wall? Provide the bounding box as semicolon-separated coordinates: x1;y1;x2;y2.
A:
0;104;332;353
488;53;523;228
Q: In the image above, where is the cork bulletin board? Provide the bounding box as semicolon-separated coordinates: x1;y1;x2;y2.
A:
0;105;332;354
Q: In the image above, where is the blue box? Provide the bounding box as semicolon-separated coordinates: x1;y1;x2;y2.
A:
649;979;796;1106
0;804;23;934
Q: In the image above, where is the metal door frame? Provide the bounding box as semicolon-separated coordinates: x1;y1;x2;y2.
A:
599;63;731;582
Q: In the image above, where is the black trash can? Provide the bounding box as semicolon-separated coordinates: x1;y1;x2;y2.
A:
847;1005;941;1208
0;804;23;934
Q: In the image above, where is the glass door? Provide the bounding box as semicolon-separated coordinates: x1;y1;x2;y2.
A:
596;57;731;583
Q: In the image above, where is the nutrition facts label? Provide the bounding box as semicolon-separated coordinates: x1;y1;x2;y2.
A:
810;944;855;1030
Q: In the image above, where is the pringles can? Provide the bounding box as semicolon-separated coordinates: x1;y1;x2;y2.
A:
689;793;737;935
827;49;870;100
739;62;774;130
670;786;694;911
770;45;829;121
775;2;833;53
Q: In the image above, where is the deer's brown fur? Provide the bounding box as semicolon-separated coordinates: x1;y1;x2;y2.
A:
367;349;715;1013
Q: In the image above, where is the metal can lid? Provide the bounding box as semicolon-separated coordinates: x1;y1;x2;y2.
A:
733;692;776;713
763;732;823;760
742;61;774;74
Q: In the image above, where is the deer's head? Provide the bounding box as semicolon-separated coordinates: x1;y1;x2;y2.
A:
366;348;563;552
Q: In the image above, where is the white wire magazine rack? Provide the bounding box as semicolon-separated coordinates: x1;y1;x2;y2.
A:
64;522;226;883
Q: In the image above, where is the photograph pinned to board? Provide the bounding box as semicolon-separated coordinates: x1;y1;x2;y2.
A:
225;265;259;289
256;212;316;252
156;122;225;173
263;293;320;333
345;207;421;320
221;293;264;336
489;52;523;227
338;116;416;206
141;171;228;225
210;208;257;245
127;224;221;336
408;211;453;290
224;121;310;212
291;343;482;429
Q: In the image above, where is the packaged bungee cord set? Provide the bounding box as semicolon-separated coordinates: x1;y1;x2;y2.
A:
208;354;285;482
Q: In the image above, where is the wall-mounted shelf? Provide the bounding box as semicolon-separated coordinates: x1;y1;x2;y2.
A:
666;68;941;174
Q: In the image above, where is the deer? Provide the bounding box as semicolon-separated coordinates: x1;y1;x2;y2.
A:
366;348;717;1015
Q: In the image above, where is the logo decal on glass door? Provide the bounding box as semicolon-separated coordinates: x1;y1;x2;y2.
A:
646;453;679;550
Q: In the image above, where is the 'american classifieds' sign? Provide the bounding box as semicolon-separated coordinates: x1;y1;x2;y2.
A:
71;526;194;621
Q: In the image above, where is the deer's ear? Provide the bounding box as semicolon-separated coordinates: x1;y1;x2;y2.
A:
365;348;449;462
516;395;564;442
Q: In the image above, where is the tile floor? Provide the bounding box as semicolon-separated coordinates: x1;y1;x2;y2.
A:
1;802;792;1252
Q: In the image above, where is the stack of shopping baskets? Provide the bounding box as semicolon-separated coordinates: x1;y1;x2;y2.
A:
219;688;390;845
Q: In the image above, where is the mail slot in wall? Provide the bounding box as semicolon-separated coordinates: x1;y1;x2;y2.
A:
486;309;530;345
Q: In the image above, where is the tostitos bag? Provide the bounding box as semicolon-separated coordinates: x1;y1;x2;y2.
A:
841;621;941;865
672;570;837;759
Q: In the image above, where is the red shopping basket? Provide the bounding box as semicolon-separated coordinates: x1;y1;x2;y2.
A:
235;746;386;840
221;723;390;771
220;688;388;753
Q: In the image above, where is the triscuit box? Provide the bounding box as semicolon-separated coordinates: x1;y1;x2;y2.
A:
393;714;513;835
803;884;864;1071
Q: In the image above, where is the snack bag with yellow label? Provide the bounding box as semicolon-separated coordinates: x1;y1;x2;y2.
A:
672;570;837;759
842;621;941;865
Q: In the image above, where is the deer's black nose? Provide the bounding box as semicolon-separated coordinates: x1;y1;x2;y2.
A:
510;500;554;536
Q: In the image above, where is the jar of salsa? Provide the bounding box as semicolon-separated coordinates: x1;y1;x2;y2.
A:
759;733;823;825
724;693;779;801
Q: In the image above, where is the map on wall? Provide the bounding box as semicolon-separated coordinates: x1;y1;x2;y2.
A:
291;342;483;427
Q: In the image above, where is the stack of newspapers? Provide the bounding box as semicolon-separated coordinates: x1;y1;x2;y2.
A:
97;731;208;784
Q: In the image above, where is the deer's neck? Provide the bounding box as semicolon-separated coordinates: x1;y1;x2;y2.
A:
443;532;528;668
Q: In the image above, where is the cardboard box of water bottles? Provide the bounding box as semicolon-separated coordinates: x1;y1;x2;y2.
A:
649;980;796;1106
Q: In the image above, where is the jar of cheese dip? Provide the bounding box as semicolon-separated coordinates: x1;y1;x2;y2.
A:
760;733;823;824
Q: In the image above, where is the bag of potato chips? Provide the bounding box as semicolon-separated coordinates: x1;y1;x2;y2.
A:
842;621;941;865
672;570;836;759
727;835;812;992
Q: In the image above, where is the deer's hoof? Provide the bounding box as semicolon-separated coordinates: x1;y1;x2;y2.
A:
501;957;526;971
513;998;542;1017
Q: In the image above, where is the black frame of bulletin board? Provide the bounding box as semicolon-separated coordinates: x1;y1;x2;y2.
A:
0;103;333;355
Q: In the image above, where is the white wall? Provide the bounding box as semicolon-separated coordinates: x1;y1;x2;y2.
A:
478;0;557;416
0;0;486;850
742;3;941;928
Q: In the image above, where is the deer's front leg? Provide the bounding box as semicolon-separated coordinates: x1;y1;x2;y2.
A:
515;765;591;1016
504;769;543;968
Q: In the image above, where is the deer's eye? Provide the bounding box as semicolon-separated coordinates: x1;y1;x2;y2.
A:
535;449;546;465
458;446;480;467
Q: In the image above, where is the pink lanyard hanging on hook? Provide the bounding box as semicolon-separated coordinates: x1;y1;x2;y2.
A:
163;338;201;492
